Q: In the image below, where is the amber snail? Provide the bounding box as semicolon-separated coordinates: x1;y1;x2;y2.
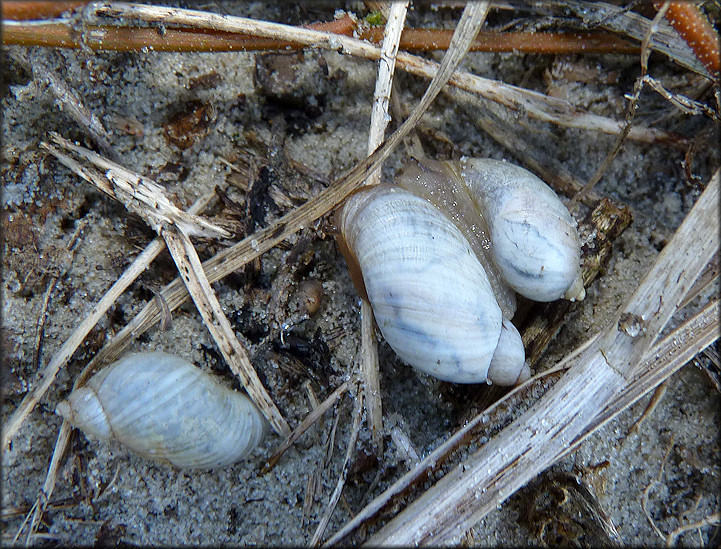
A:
56;351;267;469
336;157;584;386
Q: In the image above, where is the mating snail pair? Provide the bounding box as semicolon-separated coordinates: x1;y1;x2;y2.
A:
58;157;583;468
336;157;584;386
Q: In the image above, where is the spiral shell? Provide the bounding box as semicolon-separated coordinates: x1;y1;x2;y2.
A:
459;158;584;302
338;185;528;385
56;351;267;469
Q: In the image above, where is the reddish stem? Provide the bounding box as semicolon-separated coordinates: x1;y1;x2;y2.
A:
3;19;639;56
655;1;720;75
0;1;86;20
360;28;640;54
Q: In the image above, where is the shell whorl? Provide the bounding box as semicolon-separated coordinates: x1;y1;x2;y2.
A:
56;386;112;441
56;352;267;469
341;185;526;385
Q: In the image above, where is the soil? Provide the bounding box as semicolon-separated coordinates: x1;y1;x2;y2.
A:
2;2;719;546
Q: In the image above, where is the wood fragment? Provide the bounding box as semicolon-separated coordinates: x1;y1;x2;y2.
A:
303;472;319;526
389;419;420;466
360;0;409;458
522;472;623;546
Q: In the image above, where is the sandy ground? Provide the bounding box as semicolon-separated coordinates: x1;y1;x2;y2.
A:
2;2;719;546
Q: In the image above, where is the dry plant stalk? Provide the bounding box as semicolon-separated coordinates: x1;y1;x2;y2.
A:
310;384;364;546
41;134;230;239
0;1;86;20
160;228;291;436
7;50;116;159
360;0;409;457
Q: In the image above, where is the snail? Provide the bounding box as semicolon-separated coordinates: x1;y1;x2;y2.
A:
56;351;267;469
336;157;584;386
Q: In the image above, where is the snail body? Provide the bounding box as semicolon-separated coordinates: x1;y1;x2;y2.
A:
56;351;267;469
338;157;583;386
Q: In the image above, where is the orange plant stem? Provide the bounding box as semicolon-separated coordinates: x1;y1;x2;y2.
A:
0;1;86;20
2;15;358;52
3;18;639;56
360;28;640;54
655;1;720;75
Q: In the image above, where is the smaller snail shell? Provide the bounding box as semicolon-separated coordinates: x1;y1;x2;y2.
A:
56;351;267;469
459;158;584;302
339;185;527;385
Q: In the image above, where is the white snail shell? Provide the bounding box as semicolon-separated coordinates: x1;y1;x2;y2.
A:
459;158;585;303
338;185;528;385
338;157;583;386
56;351;267;469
